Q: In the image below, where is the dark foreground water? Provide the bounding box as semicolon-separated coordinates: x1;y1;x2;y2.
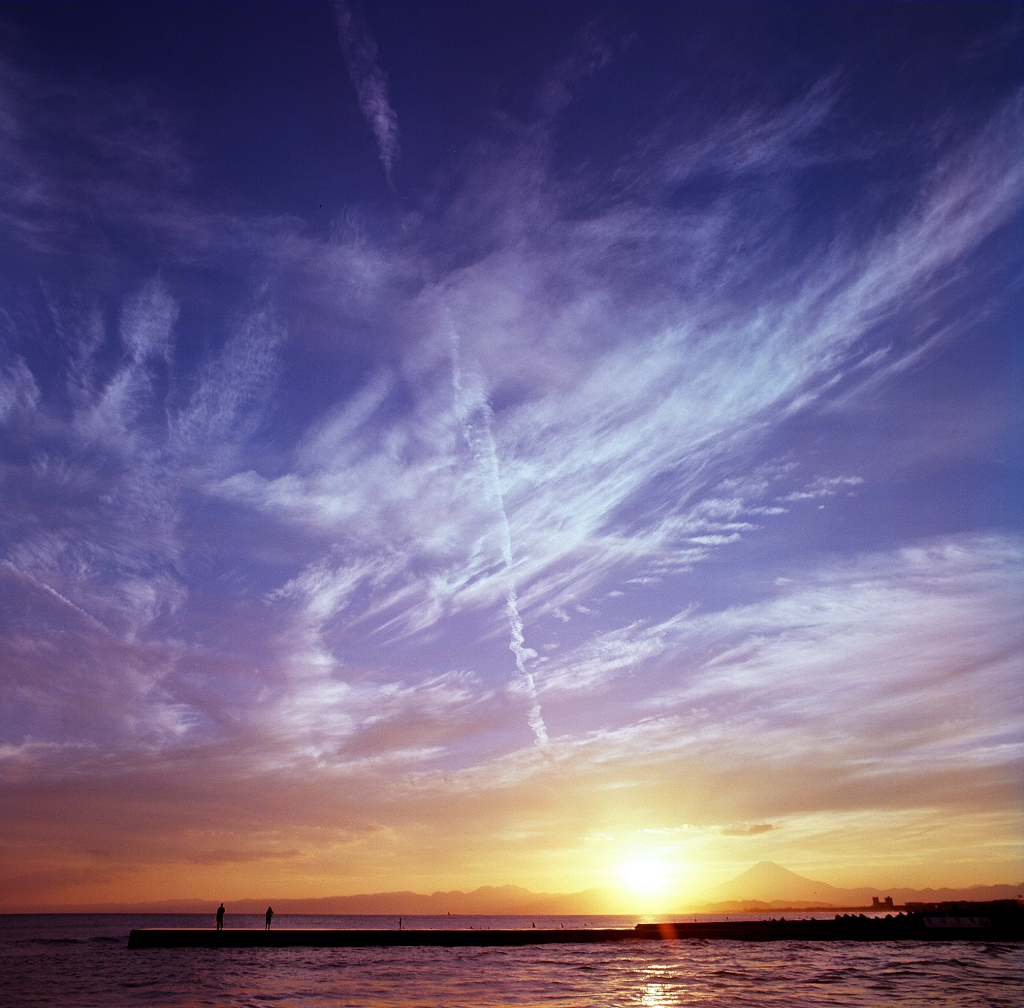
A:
1;914;1021;1008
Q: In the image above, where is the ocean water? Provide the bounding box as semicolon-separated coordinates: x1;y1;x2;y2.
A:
1;913;1021;1007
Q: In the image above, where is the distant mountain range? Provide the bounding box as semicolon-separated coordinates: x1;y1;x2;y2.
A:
23;863;1022;914
30;884;617;916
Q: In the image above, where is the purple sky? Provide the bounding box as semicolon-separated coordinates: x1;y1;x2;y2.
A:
0;1;1021;910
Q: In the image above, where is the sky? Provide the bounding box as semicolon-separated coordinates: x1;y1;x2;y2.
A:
0;0;1021;913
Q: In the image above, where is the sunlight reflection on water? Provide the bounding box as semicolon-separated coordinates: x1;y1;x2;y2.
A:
639;981;682;1007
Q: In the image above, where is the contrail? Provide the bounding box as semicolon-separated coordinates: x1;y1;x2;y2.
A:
447;315;549;747
333;1;400;186
1;561;108;634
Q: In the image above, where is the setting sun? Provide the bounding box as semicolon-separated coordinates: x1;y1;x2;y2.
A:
617;860;677;898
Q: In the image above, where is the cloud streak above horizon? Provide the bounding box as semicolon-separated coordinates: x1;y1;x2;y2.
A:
334;0;400;185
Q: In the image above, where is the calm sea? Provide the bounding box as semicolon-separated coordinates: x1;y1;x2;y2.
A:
1;913;1021;1007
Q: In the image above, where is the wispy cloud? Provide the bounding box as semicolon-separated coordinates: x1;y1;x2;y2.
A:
719;824;776;837
215;86;1022;671
333;1;400;185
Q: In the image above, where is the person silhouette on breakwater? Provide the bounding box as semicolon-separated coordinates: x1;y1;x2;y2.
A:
215;904;225;930
265;907;274;930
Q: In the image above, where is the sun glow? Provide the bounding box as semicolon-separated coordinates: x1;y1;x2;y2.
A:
617;859;677;897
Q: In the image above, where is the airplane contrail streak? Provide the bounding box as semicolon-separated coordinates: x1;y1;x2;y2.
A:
446;314;549;747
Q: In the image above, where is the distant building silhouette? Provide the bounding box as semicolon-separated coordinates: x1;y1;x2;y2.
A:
872;896;894;909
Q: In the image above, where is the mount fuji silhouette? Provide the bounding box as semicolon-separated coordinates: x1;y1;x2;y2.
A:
695;861;850;904
689;861;1023;908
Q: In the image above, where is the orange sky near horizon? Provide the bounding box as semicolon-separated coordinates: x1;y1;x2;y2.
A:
5;765;1020;910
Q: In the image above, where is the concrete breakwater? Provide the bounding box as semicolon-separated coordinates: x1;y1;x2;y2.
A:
128;927;635;948
129;912;1022;948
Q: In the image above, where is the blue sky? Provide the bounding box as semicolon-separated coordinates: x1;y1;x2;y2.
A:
0;1;1020;910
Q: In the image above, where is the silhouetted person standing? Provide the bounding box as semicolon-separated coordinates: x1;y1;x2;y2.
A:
265;907;274;930
215;904;225;930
